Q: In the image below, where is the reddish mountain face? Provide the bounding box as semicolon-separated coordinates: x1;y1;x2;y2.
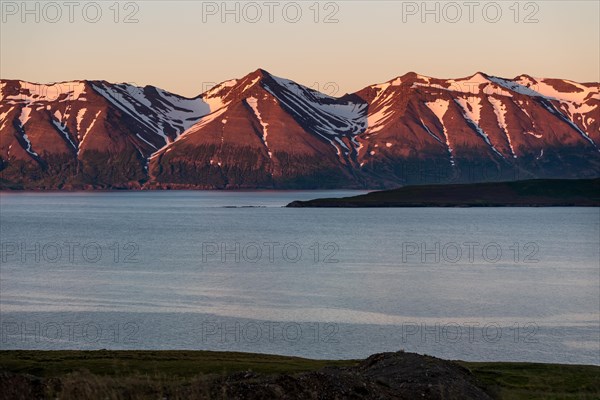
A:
147;69;368;189
353;72;599;186
0;79;208;189
1;70;598;189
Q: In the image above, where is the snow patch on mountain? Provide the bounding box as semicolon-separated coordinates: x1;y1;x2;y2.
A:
76;108;86;136
242;77;261;93
18;106;32;127
488;97;516;158
534;79;599;103
419;118;443;144
78;110;102;155
155;88;210;125
201;79;238;112
160;107;230;157
262;73;367;156
50;116;77;150
335;137;349;152
488;76;599;105
91;83;167;141
15;109;39;157
455;97;504;158
246;97;272;159
454;97;482;125
425;99;454;166
0;108;12;131
21;133;38;157
367;103;395;133
2;81;87;104
527;131;543;139
541;99;597;147
91;82;209;145
586;117;595;129
536;149;544;160
136;133;157;149
268;75;367;130
488;77;545;98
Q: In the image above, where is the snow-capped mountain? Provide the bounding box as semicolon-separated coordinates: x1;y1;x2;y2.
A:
148;69;370;188
0;79;210;188
351;71;599;186
1;70;598;189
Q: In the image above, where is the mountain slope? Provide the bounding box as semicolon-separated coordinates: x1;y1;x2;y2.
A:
1;70;598;189
0;79;209;189
148;69;369;188
351;72;599;186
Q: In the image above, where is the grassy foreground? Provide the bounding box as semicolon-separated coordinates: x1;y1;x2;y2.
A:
0;350;357;377
458;361;600;400
1;350;599;399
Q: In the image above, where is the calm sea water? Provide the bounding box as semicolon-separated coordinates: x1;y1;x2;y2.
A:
0;191;598;365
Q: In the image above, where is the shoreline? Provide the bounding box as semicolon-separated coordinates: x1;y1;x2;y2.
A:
287;178;600;208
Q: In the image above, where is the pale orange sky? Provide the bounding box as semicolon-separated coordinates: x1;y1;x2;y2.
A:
1;1;598;97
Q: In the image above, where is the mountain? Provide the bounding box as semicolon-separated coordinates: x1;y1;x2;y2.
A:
354;72;599;186
1;70;599;189
147;69;369;189
0;79;208;189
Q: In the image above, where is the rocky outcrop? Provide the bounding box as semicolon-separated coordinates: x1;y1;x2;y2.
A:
0;351;492;399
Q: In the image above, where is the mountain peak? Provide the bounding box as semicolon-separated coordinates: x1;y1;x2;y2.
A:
399;71;422;81
401;72;436;83
248;68;273;79
370;72;425;88
514;74;538;84
470;71;490;80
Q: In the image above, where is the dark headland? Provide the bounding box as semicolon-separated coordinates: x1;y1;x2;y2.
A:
287;178;600;208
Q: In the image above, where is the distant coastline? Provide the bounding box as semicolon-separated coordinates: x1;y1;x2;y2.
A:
287;178;600;207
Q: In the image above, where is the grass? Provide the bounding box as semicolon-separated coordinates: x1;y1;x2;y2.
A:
0;350;357;378
460;361;600;400
1;350;598;399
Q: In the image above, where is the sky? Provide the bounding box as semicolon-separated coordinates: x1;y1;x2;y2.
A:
1;1;599;97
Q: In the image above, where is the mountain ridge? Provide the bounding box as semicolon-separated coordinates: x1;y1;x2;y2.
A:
1;70;598;189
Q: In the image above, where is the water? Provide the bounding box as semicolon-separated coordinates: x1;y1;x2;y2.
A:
1;191;598;365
